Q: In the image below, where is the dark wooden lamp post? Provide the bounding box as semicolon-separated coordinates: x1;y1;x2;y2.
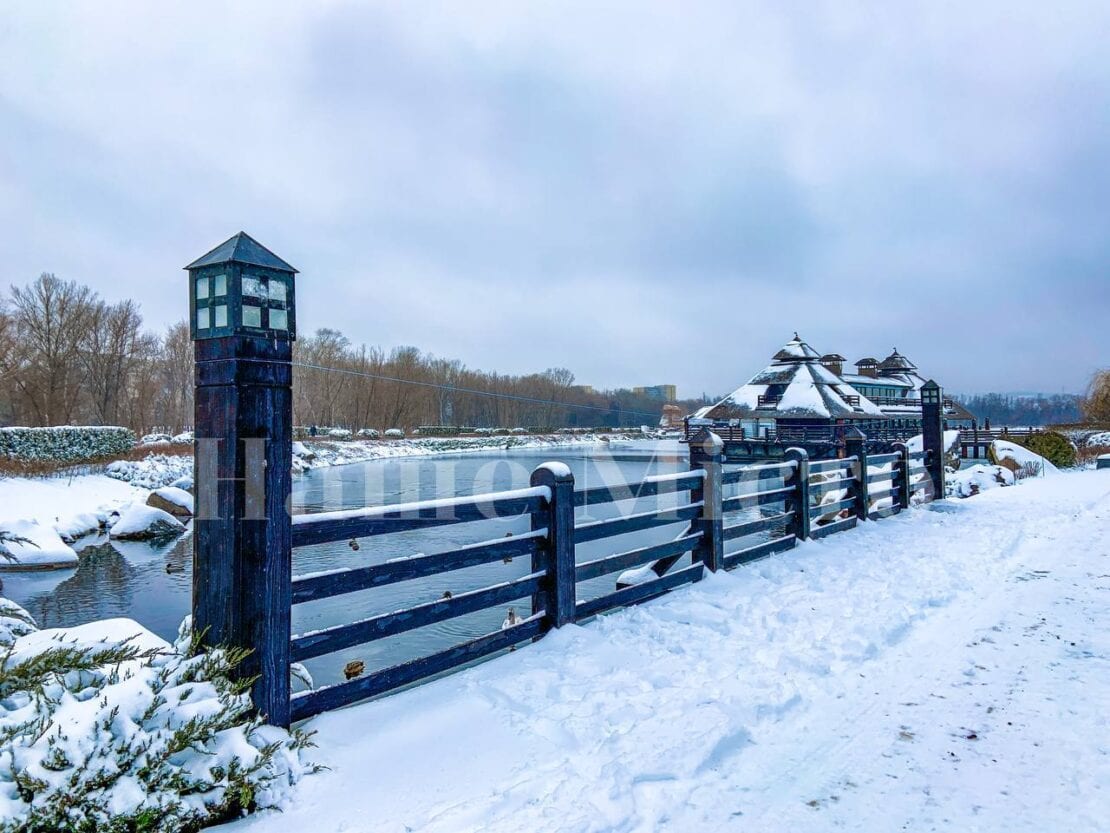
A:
187;232;297;726
920;379;945;500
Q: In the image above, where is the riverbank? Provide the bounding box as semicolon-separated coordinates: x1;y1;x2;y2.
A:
221;470;1110;833
0;434;653;569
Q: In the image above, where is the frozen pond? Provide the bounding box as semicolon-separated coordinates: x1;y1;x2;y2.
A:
6;441;774;687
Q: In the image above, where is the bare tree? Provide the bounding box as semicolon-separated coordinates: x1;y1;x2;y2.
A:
9;274;97;425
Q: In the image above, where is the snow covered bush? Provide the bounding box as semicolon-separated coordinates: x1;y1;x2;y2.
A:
140;432;173;446
0;613;316;833
327;428;351;439
0;599;36;646
106;454;193;489
0;427;135;463
510;427;528;435
356;428;380;439
384;428;405;439
1002;431;1076;469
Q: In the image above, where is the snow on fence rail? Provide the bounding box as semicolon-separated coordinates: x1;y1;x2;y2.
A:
280;434;935;723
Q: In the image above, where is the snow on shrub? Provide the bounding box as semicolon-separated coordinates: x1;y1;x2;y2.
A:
510;427;528;435
989;439;1062;478
141;432;174;446
0;426;135;463
0;598;36;646
999;431;1076;469
106;454;193;489
0;613;316;832
327;428;352;439
384;428;405;439
171;431;194;445
356;428;380;439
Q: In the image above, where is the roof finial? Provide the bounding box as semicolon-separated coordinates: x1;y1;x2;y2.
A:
793;331;800;340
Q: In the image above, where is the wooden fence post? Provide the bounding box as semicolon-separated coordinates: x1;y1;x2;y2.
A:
844;427;869;521
893;441;912;510
530;463;576;629
189;233;296;728
921;380;946;500
784;447;811;541
688;429;724;572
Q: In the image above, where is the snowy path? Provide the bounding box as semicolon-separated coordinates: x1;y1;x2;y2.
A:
224;472;1110;833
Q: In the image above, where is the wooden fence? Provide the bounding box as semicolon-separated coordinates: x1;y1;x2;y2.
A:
280;432;932;723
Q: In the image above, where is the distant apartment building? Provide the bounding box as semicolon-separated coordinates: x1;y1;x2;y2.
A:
633;384;677;402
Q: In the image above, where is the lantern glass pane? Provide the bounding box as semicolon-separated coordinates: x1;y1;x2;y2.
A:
213;274;227;296
214;305;228;328
269;308;288;330
195;276;209;300
268;279;287;304
196;307;210;330
243;305;262;328
242;276;264;298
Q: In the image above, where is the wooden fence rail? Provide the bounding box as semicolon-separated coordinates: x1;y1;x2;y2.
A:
279;430;939;724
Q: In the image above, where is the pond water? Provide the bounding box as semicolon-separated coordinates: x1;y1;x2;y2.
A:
6;441;774;688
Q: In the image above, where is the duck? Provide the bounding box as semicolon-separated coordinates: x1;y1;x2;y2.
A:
501;606;522;630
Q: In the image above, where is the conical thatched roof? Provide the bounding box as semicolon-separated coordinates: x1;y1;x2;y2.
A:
697;335;886;421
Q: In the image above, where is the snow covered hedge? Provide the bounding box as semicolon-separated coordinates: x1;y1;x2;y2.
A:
0;426;135;463
0;610;316;833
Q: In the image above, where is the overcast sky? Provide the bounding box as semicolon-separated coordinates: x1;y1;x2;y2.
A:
1;2;1107;397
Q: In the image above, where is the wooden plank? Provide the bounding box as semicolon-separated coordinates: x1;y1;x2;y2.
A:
810;476;855;495
810;458;851;472
289;617;546;722
721;484;795;512
868;453;900;465
810;516;858;539
721;461;795;485
722;534;797;569
575;533;703;582
810;496;856;517
573;472;703;508
292;491;548;547
290;572;545;662
869;506;900;520
573;502;702;544
722;511;794;541
866;471;898;484
291;534;542;604
576;562;705;619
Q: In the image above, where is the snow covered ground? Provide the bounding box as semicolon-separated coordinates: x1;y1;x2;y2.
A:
223;470;1110;833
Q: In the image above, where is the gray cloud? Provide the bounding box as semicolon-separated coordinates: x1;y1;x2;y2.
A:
0;1;1106;397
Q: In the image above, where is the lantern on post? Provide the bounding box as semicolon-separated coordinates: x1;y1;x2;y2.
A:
920;379;945;501
186;232;297;727
189;232;297;340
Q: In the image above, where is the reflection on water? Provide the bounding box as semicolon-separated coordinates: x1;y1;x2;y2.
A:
5;442;780;688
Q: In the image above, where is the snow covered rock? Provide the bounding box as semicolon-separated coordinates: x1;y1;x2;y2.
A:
110;504;186;540
949;463;1015;498
51;511;104;542
990;439;1060;478
146;485;194;518
0;520;79;569
0;616;316;832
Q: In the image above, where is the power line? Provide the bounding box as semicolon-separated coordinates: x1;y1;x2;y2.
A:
291;360;666;421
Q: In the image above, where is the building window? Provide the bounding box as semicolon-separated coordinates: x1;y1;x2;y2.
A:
214;305;228;328
197;307;210;329
213;273;227;296
243;305;262;328
268;308;288;331
196;276;209;300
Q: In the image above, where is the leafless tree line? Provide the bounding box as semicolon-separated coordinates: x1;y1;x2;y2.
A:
0;274;192;433
0;274;707;434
